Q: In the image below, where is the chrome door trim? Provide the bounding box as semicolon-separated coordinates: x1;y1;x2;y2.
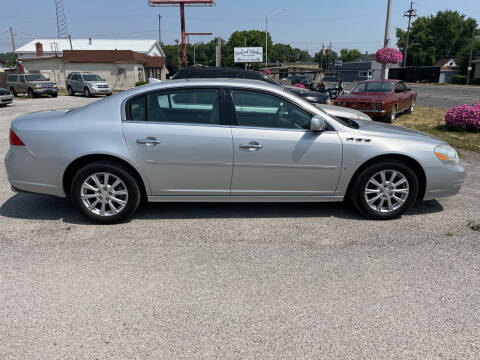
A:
234;163;338;169
145;160;232;167
147;195;345;202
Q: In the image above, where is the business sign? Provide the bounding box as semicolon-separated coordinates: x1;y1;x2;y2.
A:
334;59;343;67
234;47;263;63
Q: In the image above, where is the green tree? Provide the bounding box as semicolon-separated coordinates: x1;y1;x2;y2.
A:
339;48;362;62
0;52;16;67
396;10;478;72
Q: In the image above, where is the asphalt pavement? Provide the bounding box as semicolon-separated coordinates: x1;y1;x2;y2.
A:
0;96;479;359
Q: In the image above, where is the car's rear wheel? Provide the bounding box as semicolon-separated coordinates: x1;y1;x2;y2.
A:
27;88;35;98
350;160;418;220
68;86;74;96
386;105;397;123
71;161;141;224
84;87;91;97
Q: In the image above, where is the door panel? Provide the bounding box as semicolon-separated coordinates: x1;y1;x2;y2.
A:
122;88;233;196
231;128;343;195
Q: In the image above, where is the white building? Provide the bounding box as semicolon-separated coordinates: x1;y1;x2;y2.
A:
15;38;165;59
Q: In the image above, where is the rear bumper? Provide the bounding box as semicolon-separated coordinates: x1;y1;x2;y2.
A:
0;94;13;104
423;163;466;200
4;146;66;197
33;88;58;94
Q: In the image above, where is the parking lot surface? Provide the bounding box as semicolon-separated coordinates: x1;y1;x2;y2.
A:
1;97;479;359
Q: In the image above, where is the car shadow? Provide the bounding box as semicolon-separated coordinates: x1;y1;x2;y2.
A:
0;193;443;225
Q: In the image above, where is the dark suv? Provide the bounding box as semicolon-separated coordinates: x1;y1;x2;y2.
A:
172;67;281;86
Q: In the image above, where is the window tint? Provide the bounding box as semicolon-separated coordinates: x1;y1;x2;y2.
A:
127;89;220;125
129;95;147;121
19;76;25;83
7;75;17;82
230;90;311;130
72;74;82;81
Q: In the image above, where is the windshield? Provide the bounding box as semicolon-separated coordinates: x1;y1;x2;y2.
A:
25;74;47;81
82;74;103;81
352;81;393;93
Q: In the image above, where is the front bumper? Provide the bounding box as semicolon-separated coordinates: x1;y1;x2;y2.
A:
33;88;59;94
91;87;112;95
0;94;13;104
423;162;466;200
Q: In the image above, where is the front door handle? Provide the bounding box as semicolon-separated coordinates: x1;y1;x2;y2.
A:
239;142;263;151
136;137;161;146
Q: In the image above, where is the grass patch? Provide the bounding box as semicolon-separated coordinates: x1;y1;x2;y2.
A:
395;105;480;153
445;231;455;237
467;220;480;231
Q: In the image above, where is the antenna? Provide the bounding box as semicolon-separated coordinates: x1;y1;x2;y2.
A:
55;0;69;39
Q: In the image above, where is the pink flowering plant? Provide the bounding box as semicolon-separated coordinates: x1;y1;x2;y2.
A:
262;69;272;75
445;103;480;131
376;47;403;64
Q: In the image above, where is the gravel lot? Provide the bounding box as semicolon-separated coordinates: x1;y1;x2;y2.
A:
0;96;479;359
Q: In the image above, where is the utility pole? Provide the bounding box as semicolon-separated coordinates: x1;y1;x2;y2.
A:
158;15;162;44
193;45;196;65
403;1;416;67
265;15;268;69
216;37;222;67
68;34;73;50
175;39;179;66
381;0;393;80
327;42;333;70
9;27;16;57
466;24;476;85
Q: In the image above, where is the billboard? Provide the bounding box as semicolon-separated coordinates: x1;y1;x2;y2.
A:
234;47;263;63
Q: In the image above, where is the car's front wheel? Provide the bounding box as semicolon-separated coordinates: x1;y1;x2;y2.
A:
84;87;91;97
350;160;419;220
27;88;35;98
71;161;141;224
406;99;415;114
67;86;75;96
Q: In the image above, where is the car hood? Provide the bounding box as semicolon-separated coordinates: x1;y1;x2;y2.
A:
354;119;442;142
338;92;391;102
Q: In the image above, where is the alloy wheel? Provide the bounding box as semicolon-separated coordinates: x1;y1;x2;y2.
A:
364;169;409;213
80;172;128;217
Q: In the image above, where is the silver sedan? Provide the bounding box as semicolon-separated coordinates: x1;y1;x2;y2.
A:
5;79;465;224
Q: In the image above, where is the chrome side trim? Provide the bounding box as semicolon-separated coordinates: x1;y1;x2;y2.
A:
234;163;337;170
148;195;344;203
145;160;232;167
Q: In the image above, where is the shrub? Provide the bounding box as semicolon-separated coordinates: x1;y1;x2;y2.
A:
445;103;480;131
294;83;306;89
452;75;467;85
135;81;148;86
375;47;403;64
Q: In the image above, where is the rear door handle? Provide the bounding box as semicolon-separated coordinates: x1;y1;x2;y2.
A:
239;142;263;151
136;137;161;146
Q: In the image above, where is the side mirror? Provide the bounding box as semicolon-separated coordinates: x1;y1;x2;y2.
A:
310;115;326;132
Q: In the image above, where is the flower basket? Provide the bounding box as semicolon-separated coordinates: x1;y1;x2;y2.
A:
376;47;403;64
262;69;272;75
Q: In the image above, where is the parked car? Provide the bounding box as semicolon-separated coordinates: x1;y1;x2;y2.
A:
66;72;112;97
314;103;372;122
334;80;417;123
0;88;13;107
6;79;465;224
172;66;280;86
7;73;58;98
284;85;328;105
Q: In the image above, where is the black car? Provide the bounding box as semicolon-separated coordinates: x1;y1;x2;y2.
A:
172;67;281;86
172;67;327;104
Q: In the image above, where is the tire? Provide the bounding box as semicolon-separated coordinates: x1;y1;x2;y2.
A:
27;88;35;98
10;88;17;97
406;99;415;114
67;86;75;96
84;87;91;97
386;105;397;123
349;159;419;220
71;161;141;224
51;93;58;98
105;93;112;97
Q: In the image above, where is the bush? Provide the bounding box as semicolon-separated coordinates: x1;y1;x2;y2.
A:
445;103;480;131
452;75;466;84
135;81;148;86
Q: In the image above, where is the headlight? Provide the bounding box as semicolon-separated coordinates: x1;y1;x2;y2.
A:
34;84;42;89
53;85;58;89
434;144;459;165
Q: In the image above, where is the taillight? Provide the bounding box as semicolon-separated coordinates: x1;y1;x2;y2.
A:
9;129;25;146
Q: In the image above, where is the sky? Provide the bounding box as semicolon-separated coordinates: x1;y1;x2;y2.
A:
1;0;479;56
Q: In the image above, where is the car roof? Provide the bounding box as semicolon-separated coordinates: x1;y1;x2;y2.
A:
360;79;401;83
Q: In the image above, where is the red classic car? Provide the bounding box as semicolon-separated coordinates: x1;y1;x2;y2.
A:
334;80;417;123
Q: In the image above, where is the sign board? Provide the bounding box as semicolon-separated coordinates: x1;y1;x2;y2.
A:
334;60;343;67
468;66;473;71
234;47;263;63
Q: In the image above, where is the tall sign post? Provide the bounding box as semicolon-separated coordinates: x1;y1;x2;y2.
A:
148;0;216;67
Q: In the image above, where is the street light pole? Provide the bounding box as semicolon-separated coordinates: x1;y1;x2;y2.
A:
466;25;476;86
381;0;392;80
265;8;286;69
